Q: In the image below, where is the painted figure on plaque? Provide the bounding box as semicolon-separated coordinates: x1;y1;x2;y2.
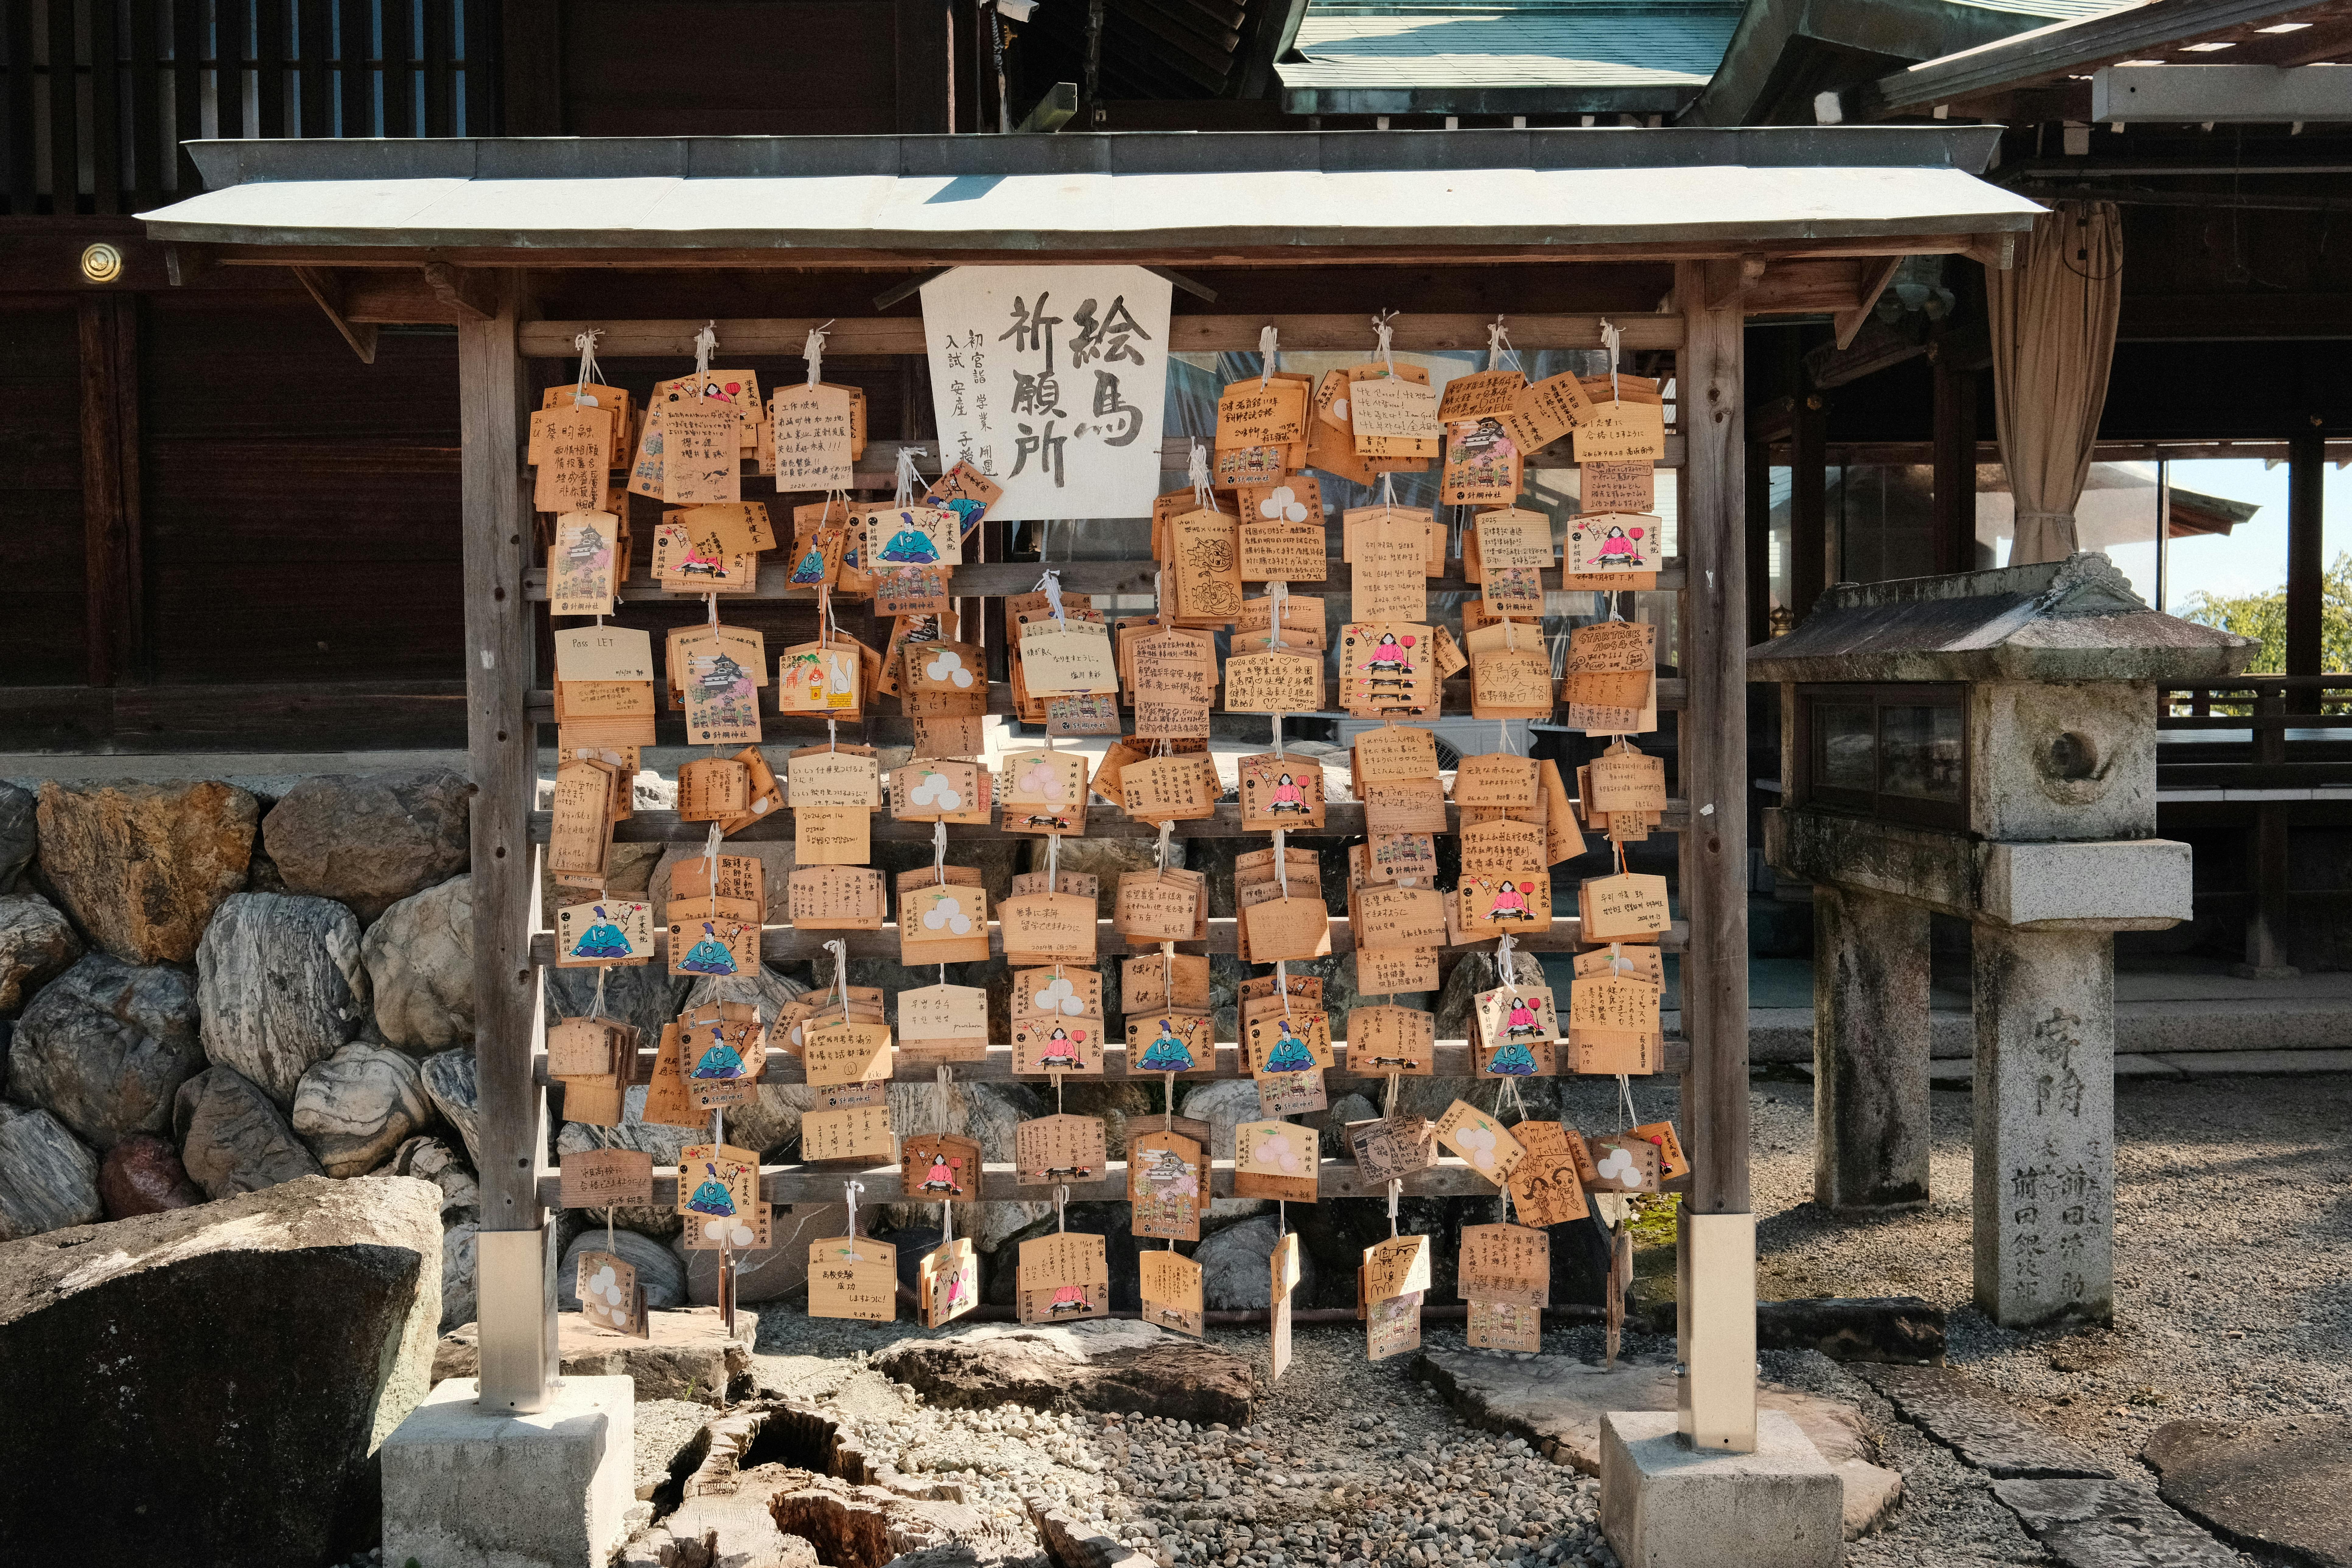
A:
678;921;740;975
1486;881;1537;923
919;1153;960;1195
1595;524;1647;567
1048;1283;1091;1317
689;1024;745;1079
878;517;941;565
1262;1018;1314;1073
684;1164;738;1217
1360;632;1415;679
1504;995;1545;1039
1486;1038;1538;1076
569;905;633;960
1268;773;1310;816
1038;1027;1086;1072
678;539;725;578
1138;1018;1195;1073
789;537;830;585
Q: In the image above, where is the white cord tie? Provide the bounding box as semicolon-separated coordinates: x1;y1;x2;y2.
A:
1373;310;1397;375
693;320;717;383
1486;316;1518;374
1259;324;1279;387
803;320;833;388
1188;439;1215;509
573;328;605;397
1035;567;1067;623
1599;318;1621;398
895;445;928;506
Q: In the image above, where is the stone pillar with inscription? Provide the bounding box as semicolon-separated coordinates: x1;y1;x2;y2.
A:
1970;924;2115;1328
1812;884;1932;1215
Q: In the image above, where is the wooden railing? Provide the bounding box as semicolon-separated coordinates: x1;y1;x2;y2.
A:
4;0;495;217
2162;677;2352;751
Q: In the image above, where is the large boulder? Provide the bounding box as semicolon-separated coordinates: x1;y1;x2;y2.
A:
0;1103;102;1240
675;1201;847;1306
8;953;203;1149
2144;1416;2352;1568
544;962;687;1051
392;1133;480;1223
419;1048;481;1167
0;1173;441;1566
560;1227;688;1311
259;768;470;925
1432;943;1549;1041
1195;1214;1320;1311
196;893;370;1104
873;1320;1255;1426
363;875;474;1050
1174;1078;1272;1222
0;780;35;891
292;1041;433;1177
35;780;257;964
173;1065;325;1199
99;1132;204;1219
0;892;79;1013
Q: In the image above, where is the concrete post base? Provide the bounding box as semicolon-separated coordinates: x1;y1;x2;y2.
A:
1600;1410;1843;1568
382;1374;634;1568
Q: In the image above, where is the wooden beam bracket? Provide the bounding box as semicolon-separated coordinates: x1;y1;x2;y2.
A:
423;260;497;321
1832;255;1907;350
289;266;380;364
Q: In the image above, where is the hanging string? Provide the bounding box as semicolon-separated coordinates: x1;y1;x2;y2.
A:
605;1204;616;1253
1035;566;1068;623
1048;827;1062;888
803;320;834;388
1486;316;1520;375
1274;826;1289;897
1384;1070;1400;1118
1276;958;1294;1020
1156;817;1174;874
1055;1183;1069;1233
894;445;928;506
1372;309;1397;376
933;819;948;885
844;1178;864;1254
693;320;717;387
1387;1177;1401;1237
824;938;849;1013
1259;324;1279;387
1599;318;1621;400
573;328;606;397
587;964;608;1023
1379;471;1397;509
941;1192;954;1248
1618;1072;1637;1132
933;1063;956;1132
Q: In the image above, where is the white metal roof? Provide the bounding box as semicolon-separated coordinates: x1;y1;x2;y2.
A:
138;130;2042;253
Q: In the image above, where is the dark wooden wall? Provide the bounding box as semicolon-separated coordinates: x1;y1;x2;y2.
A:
0;303;86;685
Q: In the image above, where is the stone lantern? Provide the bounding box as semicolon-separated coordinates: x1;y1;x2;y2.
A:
1749;554;2254;1328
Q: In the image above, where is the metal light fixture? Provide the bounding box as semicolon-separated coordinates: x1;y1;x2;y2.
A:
80;242;124;284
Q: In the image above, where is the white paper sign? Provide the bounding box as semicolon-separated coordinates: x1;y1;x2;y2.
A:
920;265;1172;523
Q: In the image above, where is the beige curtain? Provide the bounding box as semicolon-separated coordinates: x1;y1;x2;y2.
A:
1987;200;2123;565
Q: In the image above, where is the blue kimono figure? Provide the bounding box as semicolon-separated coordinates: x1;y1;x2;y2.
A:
878;521;940;564
1486;1039;1538;1076
678;921;738;975
690;1026;744;1079
939;496;986;540
1262;1020;1314;1073
789;539;829;585
1138;1019;1194;1073
570;905;632;960
684;1164;737;1216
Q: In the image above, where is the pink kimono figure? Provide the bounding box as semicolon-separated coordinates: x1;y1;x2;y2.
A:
1487;880;1536;922
1506;997;1544;1039
1038;1027;1084;1071
919;1153;959;1194
1268;773;1308;816
1048;1283;1090;1316
1595;525;1642;566
679;540;724;577
1361;632;1412;677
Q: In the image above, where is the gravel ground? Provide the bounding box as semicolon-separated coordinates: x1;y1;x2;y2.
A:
751;1310;1625;1567
683;1069;2352;1568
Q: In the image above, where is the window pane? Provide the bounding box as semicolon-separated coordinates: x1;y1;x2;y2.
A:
1880;704;1963;801
1814;703;1875;790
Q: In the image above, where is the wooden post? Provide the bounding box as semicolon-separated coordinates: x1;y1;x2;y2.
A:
1744;432;1770;643
1930;350;1977;576
1789;392;1827;619
2287;429;2325;716
1674;261;1756;1451
458;274;551;1410
78;294;144;686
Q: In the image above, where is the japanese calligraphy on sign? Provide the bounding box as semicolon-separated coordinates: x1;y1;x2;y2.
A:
919;266;1173;522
